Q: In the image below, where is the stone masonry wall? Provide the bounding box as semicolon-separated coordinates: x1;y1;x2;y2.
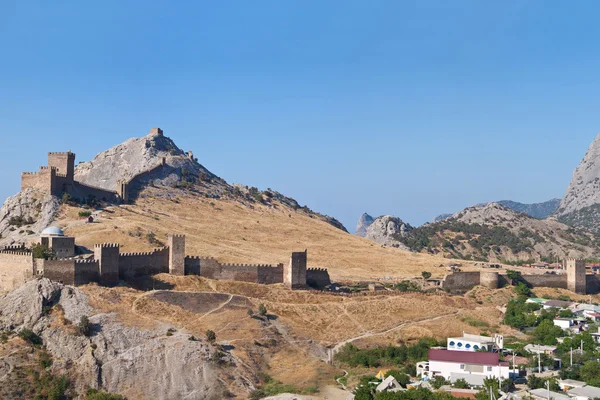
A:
586;275;600;294
74;259;99;285
306;268;331;288
0;252;34;292
520;274;568;289
441;271;481;292
258;264;284;284
119;248;169;279
42;258;75;285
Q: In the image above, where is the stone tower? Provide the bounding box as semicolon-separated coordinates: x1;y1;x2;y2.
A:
168;234;185;276
116;180;129;203
48;152;75;181
94;243;120;286
565;258;586;294
284;250;307;289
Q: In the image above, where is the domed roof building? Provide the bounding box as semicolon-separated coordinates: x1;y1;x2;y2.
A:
40;226;74;258
41;226;65;237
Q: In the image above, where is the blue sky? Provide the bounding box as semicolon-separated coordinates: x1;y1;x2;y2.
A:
1;1;600;230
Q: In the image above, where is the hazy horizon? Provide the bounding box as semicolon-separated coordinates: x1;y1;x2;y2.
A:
2;1;600;230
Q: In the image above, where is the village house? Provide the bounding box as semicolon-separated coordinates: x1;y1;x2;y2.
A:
446;333;503;352
375;376;403;393
427;349;510;384
524;344;557;356
567;385;600;400
528;388;570;400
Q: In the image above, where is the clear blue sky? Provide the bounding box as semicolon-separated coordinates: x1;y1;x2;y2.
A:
2;1;600;230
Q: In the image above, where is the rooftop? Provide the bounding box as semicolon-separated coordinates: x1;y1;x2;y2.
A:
428;349;502;366
528;388;570;400
568;385;600;398
41;226;64;236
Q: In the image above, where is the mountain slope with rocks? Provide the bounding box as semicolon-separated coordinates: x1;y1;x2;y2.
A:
433;198;561;223
398;203;599;263
355;213;374;237
556;133;600;232
363;215;413;249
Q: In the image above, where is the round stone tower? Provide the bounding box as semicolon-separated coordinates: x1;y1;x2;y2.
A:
480;271;499;289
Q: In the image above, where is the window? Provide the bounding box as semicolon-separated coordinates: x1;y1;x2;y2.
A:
481;346;486;351
473;345;479;350
466;344;471;349
460;364;465;370
457;342;463;347
449;341;455;346
487;366;492;372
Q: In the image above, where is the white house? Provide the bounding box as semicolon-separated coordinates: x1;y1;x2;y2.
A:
528;388;570;400
446;333;503;352
591;327;600;344
427;349;510;383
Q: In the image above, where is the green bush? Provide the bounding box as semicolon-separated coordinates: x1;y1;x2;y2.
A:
78;210;92;217
78;316;91;336
258;303;267;316
18;328;42;345
453;378;470;389
206;330;216;343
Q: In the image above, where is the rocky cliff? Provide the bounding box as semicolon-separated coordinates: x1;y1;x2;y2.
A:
363;215;413;249
0;279;245;399
556;133;600;232
355;213;374;237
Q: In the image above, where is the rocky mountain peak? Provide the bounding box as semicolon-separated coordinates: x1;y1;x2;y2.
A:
557;133;600;217
74;128;219;192
355;213;374;237
363;215;413;249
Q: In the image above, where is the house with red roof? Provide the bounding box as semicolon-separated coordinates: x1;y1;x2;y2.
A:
427;349;510;385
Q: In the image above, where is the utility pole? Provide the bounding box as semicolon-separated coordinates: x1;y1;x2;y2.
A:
546;379;550;400
570;347;573;367
538;353;541;374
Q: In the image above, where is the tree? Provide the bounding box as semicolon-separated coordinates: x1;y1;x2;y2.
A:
430;375;449;389
453;378;470;389
513;281;532;297
533;319;563;345
247;309;254;317
527;375;544;389
258;303;267;316
476;377;500;400
421;271;432;280
32;243;55;260
579;360;600;386
78;315;91;336
206;329;216;344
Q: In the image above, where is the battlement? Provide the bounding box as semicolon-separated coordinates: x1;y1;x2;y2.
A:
120;248;167;257
149;128;163;136
565;258;585;261
185;255;217;261
94;243;120;248
0;250;32;257
222;263;274;268
3;244;26;251
169;234;185;238
307;268;328;272
75;259;98;264
48;151;75;157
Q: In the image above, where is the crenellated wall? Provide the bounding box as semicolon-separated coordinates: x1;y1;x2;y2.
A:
306;268;331;288
0;251;34;291
119;248;169;279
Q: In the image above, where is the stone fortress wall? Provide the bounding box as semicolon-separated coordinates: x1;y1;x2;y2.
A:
0;235;330;291
442;258;598;295
20;130;171;204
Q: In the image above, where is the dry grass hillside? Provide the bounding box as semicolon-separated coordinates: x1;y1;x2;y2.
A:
54;187;471;281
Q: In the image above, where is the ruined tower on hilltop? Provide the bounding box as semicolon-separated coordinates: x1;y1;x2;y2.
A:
565;258;586;294
284;250;308;289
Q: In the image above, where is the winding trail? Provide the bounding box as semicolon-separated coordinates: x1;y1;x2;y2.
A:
331;311;459;355
336;370;348;390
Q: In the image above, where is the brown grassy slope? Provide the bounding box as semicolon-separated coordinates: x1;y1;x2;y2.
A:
58;187;470;280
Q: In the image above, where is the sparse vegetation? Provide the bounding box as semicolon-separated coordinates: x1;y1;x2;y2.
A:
205;329;216;343
18;328;43;346
258;303;267;316
85;389;126;400
78;316;91;336
32;243;55;260
335;338;441;368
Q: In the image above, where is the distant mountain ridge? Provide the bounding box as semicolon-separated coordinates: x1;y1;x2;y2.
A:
433;198;561;222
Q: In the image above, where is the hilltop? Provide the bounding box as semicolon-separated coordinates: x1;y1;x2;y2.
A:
395;203;599;263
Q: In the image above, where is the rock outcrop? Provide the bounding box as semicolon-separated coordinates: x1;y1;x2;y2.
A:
355;213;375;237
363;215;413;249
556;133;600;231
0;188;60;246
432;198;561;223
0;279;234;399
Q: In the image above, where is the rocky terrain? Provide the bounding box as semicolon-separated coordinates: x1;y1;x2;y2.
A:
433;198;561;222
0;279;243;399
354;213;374;237
556;133;600;232
0;189;60;246
362;215;413;249
0;129;346;248
398;203;599;263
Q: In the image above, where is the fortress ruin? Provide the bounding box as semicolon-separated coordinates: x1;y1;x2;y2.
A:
0;229;331;292
441;259;599;295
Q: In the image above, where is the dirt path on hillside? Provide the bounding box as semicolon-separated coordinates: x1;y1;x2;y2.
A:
331;311;460;354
